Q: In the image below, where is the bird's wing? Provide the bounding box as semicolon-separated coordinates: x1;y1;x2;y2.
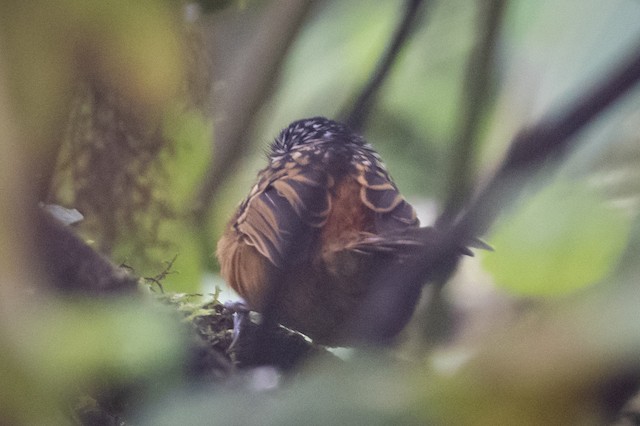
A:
351;159;419;233
235;154;333;268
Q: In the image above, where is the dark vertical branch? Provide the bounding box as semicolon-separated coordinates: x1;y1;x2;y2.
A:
342;0;429;132
437;0;509;227
422;0;509;347
193;1;313;225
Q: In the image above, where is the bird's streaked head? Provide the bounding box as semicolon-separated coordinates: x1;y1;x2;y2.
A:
270;117;366;156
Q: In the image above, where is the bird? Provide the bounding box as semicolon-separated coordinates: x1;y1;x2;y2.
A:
217;117;470;346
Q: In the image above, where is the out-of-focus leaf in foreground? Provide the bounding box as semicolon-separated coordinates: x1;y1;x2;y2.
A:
22;298;186;387
429;286;640;425
139;354;428;426
0;297;187;424
138;287;640;425
483;179;631;296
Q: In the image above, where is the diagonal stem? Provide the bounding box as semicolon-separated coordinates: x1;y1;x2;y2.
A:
343;0;429;132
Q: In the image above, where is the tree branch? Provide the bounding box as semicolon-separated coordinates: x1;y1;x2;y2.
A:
461;37;640;239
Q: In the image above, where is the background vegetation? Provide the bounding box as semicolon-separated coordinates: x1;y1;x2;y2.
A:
1;0;640;424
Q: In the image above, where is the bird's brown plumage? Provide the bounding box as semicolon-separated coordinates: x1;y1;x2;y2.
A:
217;117;423;345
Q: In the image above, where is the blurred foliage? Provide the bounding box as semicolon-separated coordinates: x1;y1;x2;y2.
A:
195;0;247;14
140;354;430;426
139;286;640;425
427;287;640;425
24;298;186;390
0;0;213;293
1;0;640;425
0;296;187;425
0;0;187;200
484;179;632;296
45;6;213;292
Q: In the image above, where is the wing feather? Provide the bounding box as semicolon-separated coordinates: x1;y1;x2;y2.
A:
352;160;419;232
236;160;332;268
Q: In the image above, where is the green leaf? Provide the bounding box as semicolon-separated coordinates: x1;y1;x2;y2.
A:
24;298;186;388
482;180;631;296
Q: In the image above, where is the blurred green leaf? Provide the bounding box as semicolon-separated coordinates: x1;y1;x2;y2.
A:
483;180;632;296
429;286;640;425
0;297;187;425
0;350;67;425
22;298;186;389
140;354;429;426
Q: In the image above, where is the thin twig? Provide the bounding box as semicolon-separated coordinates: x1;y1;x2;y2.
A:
144;254;179;293
342;0;429;132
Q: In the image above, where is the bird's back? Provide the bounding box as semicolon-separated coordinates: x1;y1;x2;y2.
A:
217;117;421;345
